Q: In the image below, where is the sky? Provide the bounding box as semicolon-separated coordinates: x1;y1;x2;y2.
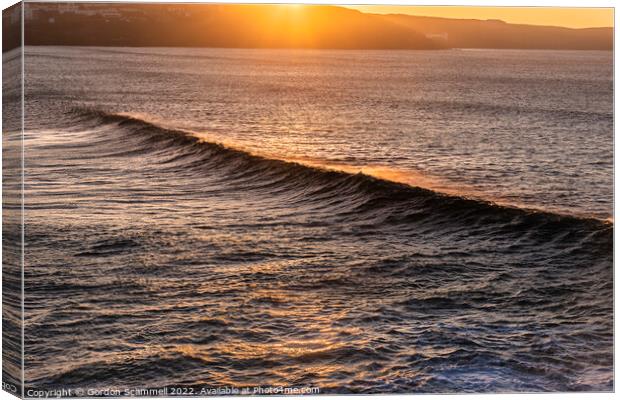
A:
345;6;614;28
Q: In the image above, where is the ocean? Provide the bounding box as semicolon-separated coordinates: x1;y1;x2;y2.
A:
13;46;615;392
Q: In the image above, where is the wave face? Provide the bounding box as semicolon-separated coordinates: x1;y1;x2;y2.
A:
22;108;612;393
80;109;612;236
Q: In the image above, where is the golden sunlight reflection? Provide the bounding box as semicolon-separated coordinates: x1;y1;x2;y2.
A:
162;281;371;387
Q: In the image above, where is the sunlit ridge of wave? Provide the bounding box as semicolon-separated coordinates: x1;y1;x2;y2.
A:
68;107;612;230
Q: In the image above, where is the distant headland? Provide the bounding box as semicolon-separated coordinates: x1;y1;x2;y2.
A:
3;3;613;52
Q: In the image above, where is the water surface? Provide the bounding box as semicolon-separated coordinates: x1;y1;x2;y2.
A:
21;46;613;393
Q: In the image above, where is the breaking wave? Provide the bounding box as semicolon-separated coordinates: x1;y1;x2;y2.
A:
70;108;612;249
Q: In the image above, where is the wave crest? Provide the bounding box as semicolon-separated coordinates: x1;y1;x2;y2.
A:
68;108;612;247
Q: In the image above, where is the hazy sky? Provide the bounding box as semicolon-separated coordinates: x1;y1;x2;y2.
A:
345;6;614;29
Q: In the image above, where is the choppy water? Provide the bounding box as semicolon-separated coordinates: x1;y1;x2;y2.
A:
15;46;613;393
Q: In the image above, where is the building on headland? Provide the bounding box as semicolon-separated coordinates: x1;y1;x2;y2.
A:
425;33;449;41
25;3;136;21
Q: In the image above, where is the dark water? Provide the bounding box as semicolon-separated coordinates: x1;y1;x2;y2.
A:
3;47;24;396
17;46;613;393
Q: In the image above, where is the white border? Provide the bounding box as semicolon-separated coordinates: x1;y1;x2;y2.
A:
0;1;616;400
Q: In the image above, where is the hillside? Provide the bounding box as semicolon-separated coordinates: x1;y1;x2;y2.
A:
22;4;442;50
2;3;612;51
380;13;612;50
